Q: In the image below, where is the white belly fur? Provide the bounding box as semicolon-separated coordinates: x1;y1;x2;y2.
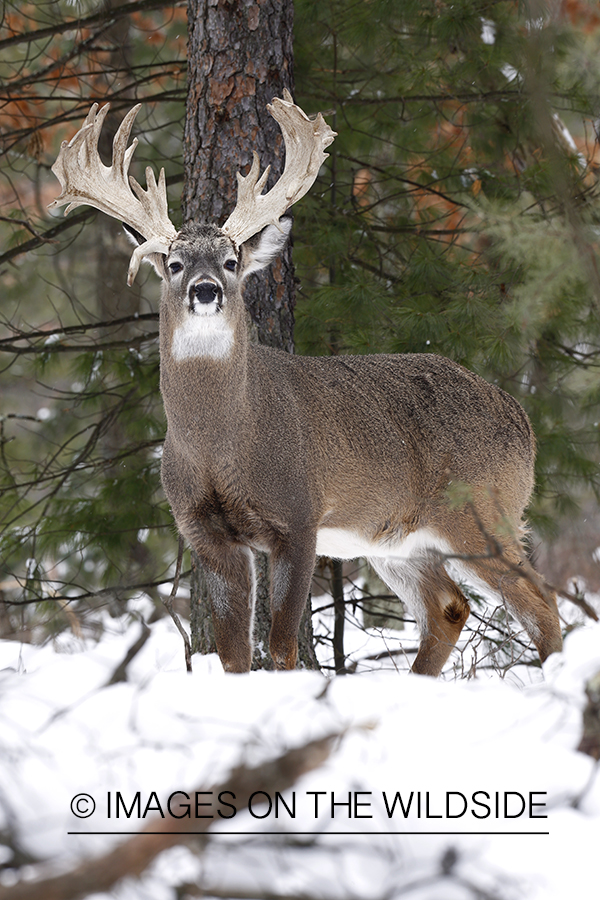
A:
315;525;503;607
315;526;448;562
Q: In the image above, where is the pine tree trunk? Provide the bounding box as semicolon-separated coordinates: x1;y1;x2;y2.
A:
183;0;318;670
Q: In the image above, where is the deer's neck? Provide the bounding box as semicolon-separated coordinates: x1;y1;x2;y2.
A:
159;308;250;448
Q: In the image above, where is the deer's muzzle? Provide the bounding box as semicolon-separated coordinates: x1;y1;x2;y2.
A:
189;280;223;311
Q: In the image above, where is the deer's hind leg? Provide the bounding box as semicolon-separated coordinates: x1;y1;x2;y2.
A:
368;556;471;676
430;500;563;664
450;542;562;664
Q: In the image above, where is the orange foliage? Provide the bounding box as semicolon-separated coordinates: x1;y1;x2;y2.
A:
560;0;600;32
352;168;373;207
406;100;473;247
0;6;187;160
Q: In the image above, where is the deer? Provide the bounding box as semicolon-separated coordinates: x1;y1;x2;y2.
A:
47;93;563;675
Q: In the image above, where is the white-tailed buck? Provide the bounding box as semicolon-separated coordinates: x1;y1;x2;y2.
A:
48;94;562;674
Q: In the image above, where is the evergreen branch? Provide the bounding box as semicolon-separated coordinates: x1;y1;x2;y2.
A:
0;437;162;496
371;225;469;235
345;254;401;284
0;0;186;52
341;154;471;209
0;420;110;528
0;384;148;529
335;89;524;105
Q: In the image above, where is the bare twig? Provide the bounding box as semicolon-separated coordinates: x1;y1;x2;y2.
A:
0;210;96;267
0;216;57;242
104;622;151;686
578;669;600;761
162;535;192;672
0;0;186;52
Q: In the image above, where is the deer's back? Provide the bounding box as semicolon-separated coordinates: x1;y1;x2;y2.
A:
251;348;536;521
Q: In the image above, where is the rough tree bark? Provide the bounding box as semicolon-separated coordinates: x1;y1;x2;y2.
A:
183;0;318;669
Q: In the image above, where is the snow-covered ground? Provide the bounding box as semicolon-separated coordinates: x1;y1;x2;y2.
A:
0;589;599;900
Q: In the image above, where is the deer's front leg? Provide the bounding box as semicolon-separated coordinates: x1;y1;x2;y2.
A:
185;522;256;673
202;546;256;673
269;536;317;670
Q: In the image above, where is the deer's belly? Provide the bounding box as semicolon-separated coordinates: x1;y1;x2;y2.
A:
315;525;449;561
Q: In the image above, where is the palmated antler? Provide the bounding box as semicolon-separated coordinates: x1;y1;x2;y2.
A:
222;89;337;247
48;103;178;284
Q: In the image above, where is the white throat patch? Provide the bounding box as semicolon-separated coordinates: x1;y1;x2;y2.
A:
170;315;234;361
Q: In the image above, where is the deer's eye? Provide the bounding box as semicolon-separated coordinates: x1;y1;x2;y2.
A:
224;259;237;272
168;261;183;275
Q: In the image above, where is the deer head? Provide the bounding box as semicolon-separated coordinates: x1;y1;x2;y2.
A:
48;91;336;285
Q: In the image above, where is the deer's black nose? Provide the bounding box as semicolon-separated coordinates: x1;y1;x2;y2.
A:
189;281;222;305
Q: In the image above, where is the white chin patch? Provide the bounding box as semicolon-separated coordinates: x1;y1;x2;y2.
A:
188;298;220;317
171;314;234;361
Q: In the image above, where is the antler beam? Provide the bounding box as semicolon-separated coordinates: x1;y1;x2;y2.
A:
48;95;335;280
222;89;337;247
48;103;178;284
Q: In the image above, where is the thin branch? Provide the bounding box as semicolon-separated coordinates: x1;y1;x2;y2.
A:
0;312;158;348
341;153;471;210
0;215;56;242
0;210;96;267
464;500;599;623
0;571;192;609
0;0;186;52
162;535;192;672
104;621;151;685
0;333;160;356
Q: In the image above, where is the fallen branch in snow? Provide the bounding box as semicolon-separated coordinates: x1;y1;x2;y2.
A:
104;621;151;686
0;733;339;900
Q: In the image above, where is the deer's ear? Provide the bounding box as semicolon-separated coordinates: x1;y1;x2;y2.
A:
239;217;292;280
122;223;167;280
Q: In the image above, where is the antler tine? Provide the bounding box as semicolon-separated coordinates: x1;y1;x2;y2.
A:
48;103;178;284
222;90;336;248
111;104;141;178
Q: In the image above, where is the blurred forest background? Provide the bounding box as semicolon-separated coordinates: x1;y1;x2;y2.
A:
1;0;600;666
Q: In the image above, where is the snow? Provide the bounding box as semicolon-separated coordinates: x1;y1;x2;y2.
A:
0;593;599;900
